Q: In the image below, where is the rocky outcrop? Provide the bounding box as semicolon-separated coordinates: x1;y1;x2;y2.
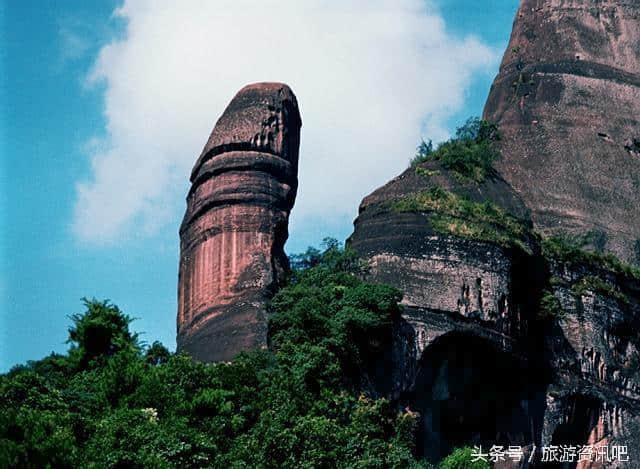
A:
348;160;532;324
348;2;640;454
540;256;640;468
348;159;640;466
177;82;301;362
483;0;640;263
480;2;640;458
347;161;546;463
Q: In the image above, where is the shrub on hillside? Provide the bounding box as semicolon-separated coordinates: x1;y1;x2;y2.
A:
410;117;501;182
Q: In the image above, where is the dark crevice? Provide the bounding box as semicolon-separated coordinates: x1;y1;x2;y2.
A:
191;143;287;182
548;395;603;469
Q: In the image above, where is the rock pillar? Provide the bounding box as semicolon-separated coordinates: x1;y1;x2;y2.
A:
177;82;301;362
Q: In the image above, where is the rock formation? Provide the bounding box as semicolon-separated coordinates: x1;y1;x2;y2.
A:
173;2;640;466
347;1;640;465
540;255;640;469
348;160;532;325
348;159;547;463
483;0;640;263
177;82;301;362
349;152;640;468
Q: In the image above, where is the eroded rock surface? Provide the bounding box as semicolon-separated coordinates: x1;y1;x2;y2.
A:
349;158;640;465
347;161;546;462
349;8;640;452
348;160;532;336
177;82;301;362
540;258;640;468
483;0;640;262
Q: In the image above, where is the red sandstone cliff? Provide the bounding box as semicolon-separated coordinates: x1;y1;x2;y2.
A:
177;82;301;362
483;0;640;262
345;2;640;463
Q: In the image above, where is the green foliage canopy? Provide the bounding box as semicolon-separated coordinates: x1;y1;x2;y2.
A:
1;242;429;468
410;117;500;183
66;298;140;369
439;447;491;469
542;233;640;281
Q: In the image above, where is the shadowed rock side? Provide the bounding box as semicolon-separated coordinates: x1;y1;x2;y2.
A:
541;259;640;469
177;83;301;362
483;0;640;263
348;160;532;329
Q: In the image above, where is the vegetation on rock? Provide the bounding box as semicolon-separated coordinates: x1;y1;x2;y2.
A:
541;233;640;281
410;117;500;183
570;275;630;305
392;186;532;253
414;166;440;178
538;291;566;320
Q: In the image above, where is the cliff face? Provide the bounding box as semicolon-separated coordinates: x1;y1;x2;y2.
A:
349;160;531;321
348;164;640;466
347;2;640;460
540;258;640;468
177;82;301;362
348;161;547;463
483;0;640;263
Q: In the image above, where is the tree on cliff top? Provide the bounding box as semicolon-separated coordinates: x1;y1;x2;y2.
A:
411;117;500;183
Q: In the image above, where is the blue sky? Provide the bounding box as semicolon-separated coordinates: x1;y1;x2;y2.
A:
1;0;519;371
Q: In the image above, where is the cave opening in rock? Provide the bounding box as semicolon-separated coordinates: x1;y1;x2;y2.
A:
409;331;534;463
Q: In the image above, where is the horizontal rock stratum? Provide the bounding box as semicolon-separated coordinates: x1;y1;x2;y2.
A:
484;0;640;262
177;82;301;362
346;1;640;463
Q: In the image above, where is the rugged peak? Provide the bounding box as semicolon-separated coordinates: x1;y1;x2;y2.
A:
357;159;531;223
484;0;640;262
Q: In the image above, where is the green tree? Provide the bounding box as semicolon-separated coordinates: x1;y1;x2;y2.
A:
145;341;171;366
1;242;429;468
0;371;78;467
67;298;140;369
410;117;501;182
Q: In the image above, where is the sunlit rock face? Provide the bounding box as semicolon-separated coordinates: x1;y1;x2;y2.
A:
483;0;640;263
177;83;301;362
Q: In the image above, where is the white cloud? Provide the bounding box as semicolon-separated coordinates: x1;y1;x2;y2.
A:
73;0;497;244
